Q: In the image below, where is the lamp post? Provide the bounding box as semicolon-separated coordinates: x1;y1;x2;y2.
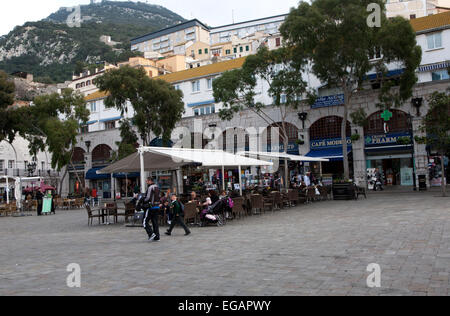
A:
85;140;91;153
298;112;308;130
26;161;37;177
407;114;417;191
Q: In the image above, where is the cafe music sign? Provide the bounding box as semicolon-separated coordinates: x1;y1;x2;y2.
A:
310;137;352;150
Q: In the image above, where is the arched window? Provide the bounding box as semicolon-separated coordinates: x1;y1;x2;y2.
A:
266;122;299;145
92;144;112;164
365;110;408;135
310;116;351;140
72;147;86;164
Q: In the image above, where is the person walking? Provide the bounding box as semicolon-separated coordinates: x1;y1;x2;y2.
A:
143;178;161;242
165;194;191;236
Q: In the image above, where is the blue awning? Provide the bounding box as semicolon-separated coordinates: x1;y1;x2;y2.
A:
99;116;122;123
187;100;215;108
366;69;404;81
306;147;352;162
113;172;140;179
365;144;413;154
85;167;111;180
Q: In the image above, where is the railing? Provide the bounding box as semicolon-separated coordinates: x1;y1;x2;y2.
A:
0;169;60;178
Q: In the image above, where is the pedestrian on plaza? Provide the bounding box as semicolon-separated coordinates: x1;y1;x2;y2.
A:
165;194;191;236
36;189;44;216
143;178;161;242
375;168;384;191
304;172;311;187
160;189;172;225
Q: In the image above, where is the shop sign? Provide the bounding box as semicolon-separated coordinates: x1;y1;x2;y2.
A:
310;137;352;149
365;132;411;147
267;142;299;153
311;94;345;109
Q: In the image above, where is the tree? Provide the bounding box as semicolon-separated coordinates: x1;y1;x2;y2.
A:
0;71;16;143
213;46;307;187
111;118;139;161
280;0;422;180
415;91;450;197
15;89;89;195
95;66;185;146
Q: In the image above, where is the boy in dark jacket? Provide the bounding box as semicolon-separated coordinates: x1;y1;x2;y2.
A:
165;195;191;236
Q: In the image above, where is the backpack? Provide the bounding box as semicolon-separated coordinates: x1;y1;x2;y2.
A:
180;201;185;213
228;197;234;209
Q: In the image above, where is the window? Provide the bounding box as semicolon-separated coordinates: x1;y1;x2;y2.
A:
80;125;89;134
86;80;91;86
41;162;45;170
8;160;14;169
245;46;249;52
431;70;450;81
105;121;116;130
204;48;209;54
0;160;4;171
410;14;416;19
369;47;382;60
275;38;281;47
90;101;97;112
191;81;200;92
207;78;213;90
225;49;231;55
193;104;215;117
240;46;244;52
234;47;237;54
310;116;351;140
174;84;181;90
427;33;442;50
198;49;202;55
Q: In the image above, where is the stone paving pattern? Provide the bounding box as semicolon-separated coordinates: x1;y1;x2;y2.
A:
0;191;449;296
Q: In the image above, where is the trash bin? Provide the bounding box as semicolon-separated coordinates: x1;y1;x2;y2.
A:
418;175;427;191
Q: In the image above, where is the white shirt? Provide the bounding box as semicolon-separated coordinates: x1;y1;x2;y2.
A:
304;175;311;186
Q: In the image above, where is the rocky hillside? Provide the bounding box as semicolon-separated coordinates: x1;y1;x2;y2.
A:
0;1;185;83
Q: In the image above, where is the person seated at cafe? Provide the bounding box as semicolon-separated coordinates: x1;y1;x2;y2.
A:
190;191;198;203
209;190;219;204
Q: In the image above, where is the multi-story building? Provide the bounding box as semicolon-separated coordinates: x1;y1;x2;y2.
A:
386;0;450;19
67;12;450;197
68;64;117;96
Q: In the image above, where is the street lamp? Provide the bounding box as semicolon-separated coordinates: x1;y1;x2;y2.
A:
407;114;417;191
298;112;308;130
26;161;37;177
85;141;91;153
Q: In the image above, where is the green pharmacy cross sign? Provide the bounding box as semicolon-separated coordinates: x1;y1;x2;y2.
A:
381;110;393;122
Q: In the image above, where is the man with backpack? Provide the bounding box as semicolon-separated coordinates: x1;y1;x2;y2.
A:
165;194;191;237
143;178;161;242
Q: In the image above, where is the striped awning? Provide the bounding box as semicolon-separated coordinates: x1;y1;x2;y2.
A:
418;62;450;73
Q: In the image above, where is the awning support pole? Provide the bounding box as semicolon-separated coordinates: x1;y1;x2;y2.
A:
6;177;9;205
222;165;225;191
140;149;146;194
238;165;243;196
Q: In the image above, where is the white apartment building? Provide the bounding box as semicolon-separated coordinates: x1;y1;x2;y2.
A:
386;0;450;19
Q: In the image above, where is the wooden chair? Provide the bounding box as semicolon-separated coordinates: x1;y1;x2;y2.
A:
116;202;136;223
272;191;283;210
306;187;316;204
250;194;263;215
104;202;118;224
85;205;102;226
231;197;246;219
184;202;198;225
288;189;300;206
263;194;274;213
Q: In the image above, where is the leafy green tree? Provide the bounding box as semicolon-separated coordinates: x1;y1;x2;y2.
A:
280;0;422;180
111;119;139;161
0;71;16;142
213;46;307;187
415;91;450;197
16;89;89;194
95;66;185;146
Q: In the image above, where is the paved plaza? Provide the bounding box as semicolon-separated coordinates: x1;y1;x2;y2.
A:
0;190;449;296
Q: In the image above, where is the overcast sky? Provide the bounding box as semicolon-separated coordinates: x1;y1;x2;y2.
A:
0;0;301;36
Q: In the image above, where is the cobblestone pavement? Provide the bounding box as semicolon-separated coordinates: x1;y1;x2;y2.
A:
0;190;449;296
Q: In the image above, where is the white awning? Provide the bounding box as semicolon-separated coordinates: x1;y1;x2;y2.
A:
98;147;273;174
237;151;329;162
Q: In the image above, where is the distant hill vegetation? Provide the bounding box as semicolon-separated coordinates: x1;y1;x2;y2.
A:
0;1;185;83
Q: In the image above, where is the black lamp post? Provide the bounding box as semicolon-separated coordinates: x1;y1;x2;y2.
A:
26;161;37;177
412;98;423;117
407;114;417;191
298;112;308;130
85;141;91;153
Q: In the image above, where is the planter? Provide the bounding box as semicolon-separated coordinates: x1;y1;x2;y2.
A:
332;183;357;200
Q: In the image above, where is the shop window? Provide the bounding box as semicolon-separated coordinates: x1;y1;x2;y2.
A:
310;116;351;140
105;121;116;130
365;110;409;135
267;122;299;145
431;70;449;81
427;32;442;50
